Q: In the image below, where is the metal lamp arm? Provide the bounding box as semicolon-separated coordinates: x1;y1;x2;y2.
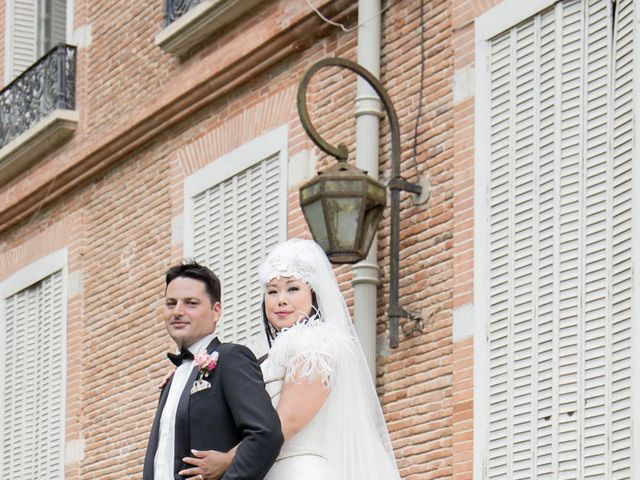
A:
297;57;424;348
297;58;401;174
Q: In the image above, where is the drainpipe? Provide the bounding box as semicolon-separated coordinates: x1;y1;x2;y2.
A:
353;0;382;379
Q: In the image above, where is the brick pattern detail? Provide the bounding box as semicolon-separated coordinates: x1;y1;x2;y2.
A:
0;213;79;281
80;149;173;480
452;337;474;479
178;86;296;177
64;212;87;480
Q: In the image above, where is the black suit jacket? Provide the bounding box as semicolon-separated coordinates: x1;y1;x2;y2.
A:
143;338;283;480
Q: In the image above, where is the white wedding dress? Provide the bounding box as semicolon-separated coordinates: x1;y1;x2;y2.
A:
261;319;399;480
261;320;339;479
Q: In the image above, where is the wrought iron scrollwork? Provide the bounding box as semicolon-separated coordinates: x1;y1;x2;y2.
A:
0;44;76;150
164;0;205;26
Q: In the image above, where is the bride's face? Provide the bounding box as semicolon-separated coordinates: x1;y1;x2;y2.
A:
264;276;313;331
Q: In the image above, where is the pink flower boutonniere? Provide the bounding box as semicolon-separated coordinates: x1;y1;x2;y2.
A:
191;350;219;395
194;350;219;380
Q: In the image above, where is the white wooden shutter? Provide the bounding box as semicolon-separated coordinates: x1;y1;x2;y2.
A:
11;0;38;77
192;153;281;346
49;0;67;48
1;270;65;478
38;0;67;55
486;0;633;478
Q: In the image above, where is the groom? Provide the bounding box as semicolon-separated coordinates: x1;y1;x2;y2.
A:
143;261;283;480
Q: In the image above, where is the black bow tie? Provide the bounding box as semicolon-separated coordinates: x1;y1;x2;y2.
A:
167;348;194;367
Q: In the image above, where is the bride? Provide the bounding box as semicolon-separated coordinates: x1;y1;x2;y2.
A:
180;239;401;479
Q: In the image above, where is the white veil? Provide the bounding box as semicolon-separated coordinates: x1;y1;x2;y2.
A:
258;239;401;480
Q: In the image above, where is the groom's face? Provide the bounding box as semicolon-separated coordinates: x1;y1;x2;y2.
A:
164;276;221;349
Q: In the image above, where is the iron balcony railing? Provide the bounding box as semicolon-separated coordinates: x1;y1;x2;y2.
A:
164;0;205;26
0;44;76;150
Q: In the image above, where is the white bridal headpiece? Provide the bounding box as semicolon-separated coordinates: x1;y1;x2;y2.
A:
258;239;316;287
259;238;352;336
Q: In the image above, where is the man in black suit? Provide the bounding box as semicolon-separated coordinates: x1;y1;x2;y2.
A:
143;261;283;480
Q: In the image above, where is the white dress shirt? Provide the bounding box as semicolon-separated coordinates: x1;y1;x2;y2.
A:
154;333;216;480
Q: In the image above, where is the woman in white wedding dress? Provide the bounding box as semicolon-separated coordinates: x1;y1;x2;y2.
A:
258;238;400;480
181;239;401;480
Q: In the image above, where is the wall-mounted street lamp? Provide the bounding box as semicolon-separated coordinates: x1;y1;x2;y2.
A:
297;57;425;348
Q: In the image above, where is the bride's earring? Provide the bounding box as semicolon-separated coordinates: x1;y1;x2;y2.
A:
270;324;279;338
308;304;322;322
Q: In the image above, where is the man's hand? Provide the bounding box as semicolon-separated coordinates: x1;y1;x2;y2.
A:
179;448;235;480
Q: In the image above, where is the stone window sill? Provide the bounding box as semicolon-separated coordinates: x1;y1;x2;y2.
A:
0;109;78;186
156;0;263;57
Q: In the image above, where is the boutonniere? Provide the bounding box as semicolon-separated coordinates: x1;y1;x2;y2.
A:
191;351;219;394
195;350;219;379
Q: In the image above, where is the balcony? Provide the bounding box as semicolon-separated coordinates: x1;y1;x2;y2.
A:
0;44;78;185
156;0;263;57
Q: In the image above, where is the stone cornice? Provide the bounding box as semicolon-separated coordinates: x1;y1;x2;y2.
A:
0;0;357;235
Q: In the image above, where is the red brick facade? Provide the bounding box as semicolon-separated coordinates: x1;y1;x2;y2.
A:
0;0;509;478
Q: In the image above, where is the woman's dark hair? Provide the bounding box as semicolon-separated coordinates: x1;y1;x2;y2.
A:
262;290;319;348
165;260;221;305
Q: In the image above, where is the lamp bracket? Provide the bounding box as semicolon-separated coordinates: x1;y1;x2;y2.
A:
402;305;443;339
388;177;422;195
388;306;423;338
401;317;424;338
388;304;422;321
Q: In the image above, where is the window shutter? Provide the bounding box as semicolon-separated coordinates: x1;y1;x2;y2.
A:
49;0;67;46
2;270;65;478
486;0;632;477
11;0;38;77
192;153;281;348
39;0;67;55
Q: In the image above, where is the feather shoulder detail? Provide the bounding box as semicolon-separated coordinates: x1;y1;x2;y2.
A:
268;318;351;388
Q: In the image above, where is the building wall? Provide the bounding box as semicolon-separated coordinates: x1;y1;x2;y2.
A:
0;0;484;479
449;1;502;478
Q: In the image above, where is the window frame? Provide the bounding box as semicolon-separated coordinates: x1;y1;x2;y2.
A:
3;0;74;83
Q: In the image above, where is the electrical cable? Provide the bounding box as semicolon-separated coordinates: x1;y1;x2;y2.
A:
304;0;393;33
410;0;426;181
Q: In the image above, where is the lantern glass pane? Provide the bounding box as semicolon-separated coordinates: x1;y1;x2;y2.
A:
302;199;330;251
326;197;361;249
361;205;384;255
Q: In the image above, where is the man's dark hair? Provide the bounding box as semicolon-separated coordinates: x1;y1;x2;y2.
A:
165;260;221;305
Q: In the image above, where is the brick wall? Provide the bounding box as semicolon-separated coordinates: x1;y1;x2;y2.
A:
0;0;504;478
